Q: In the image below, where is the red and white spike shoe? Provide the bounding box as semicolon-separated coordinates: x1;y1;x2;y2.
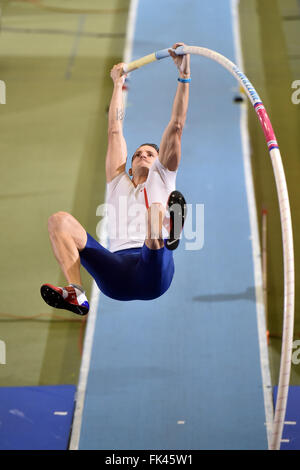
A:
40;283;89;316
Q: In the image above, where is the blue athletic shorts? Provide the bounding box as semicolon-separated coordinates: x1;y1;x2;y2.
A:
79;232;175;301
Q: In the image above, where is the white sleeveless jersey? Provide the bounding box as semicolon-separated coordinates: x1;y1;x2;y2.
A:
105;157;177;252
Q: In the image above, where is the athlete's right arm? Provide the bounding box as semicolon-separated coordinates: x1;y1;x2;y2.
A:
106;63;128;183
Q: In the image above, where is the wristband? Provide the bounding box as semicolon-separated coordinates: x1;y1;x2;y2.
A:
178;77;191;83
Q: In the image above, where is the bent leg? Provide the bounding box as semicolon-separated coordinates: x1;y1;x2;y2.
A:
135;241;175;300
47;211;87;286
79;234;142;300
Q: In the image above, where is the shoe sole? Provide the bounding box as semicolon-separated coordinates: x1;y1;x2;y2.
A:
165;190;187;251
40;284;89;316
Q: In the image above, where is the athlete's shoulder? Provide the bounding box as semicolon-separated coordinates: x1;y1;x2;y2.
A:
107;170;131;188
106;172;134;202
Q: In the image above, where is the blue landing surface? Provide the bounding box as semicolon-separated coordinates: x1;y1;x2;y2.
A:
0;385;76;450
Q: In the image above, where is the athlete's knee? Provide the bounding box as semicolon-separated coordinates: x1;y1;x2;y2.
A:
145;238;164;250
47;211;72;233
47;211;87;249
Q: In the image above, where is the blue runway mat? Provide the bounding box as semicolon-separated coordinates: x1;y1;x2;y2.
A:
273;386;300;450
0;385;76;450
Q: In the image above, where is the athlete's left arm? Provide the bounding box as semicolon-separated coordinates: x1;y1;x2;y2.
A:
158;42;190;172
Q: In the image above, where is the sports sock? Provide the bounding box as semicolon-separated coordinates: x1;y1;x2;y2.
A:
69;283;85;294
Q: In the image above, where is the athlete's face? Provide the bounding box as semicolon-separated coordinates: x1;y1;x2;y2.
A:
131;145;158;172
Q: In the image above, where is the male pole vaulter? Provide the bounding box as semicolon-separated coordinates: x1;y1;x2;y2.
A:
41;43;190;315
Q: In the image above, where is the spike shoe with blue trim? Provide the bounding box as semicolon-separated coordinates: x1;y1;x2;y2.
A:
40;283;89;316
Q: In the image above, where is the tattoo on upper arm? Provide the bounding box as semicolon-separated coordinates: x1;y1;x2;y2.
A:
116;107;125;121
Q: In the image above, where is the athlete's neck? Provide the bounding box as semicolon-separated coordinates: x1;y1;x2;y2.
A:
131;168;149;187
132;176;147;187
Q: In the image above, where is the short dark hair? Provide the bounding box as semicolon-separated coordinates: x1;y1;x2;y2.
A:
139;143;159;153
131;143;159;163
